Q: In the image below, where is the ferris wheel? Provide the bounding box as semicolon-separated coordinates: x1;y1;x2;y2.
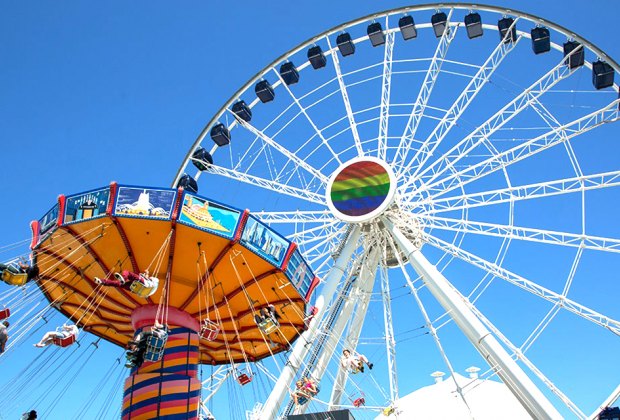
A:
172;3;620;419
0;3;619;420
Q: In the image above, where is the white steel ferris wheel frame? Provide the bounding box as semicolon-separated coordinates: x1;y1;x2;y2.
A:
173;3;619;187
175;3;620;419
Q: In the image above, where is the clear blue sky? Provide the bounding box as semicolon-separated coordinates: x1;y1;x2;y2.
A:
0;1;619;419
0;0;617;229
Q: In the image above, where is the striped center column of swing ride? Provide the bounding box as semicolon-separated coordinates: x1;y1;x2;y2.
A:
122;306;201;420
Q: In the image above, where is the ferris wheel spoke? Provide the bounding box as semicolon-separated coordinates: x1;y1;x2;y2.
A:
254;210;334;224
420;215;620;253
289;219;340;238
386;217;563;417
272;68;342;165
206;164;325;204
423;233;620;336
306;245;339;275
393;12;458;169
304;233;344;266
561;246;583;298
419;99;620;199
526;86;588;188
398;19;522;181
418;169;620;214
232;116;329;185
465;301;587;419
494;248;581;357
325;38;363;156
284;226;343;264
521;305;562;355
279;216;341;240
377;23;395;161
395;255;490;410
529;97;585;179
405;51;576;189
293;225;342;254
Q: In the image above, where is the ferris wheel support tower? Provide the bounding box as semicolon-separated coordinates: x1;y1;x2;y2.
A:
260;225;362;419
261;157;564;419
384;217;562;420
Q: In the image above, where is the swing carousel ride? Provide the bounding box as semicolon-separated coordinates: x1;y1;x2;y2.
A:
1;2;620;420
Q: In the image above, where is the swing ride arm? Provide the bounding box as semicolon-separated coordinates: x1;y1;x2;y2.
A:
259;225;361;420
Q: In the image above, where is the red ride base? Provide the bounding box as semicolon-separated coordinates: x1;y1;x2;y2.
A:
122;305;201;420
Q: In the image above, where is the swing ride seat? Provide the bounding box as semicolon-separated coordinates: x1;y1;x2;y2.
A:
53;334;76;347
258;317;279;334
382;406;395;416
1;271;28;287
129;277;156;298
237;372;253;385
200;319;220;341
353;397;365;407
143;333;167;362
294;385;320;405
0;308;10;320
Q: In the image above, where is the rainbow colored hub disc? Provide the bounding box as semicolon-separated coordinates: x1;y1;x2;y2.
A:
327;157;396;222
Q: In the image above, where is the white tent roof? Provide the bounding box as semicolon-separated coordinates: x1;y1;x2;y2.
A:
376;371;531;420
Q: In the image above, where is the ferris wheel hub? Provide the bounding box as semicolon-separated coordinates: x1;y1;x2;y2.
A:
378;209;423;267
325;157;397;223
325;156;423;267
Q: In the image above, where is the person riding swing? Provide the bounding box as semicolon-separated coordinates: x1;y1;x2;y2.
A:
125;322;169;367
341;348;373;373
254;304;281;334
34;324;79;348
292;377;319;405
0;259;39;287
95;269;159;298
0;321;9;354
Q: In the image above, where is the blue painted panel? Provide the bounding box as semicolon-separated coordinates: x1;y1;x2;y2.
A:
177;192;241;239
38;204;59;237
114;186;176;220
64;187;110;225
285;249;315;298
240;216;290;266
